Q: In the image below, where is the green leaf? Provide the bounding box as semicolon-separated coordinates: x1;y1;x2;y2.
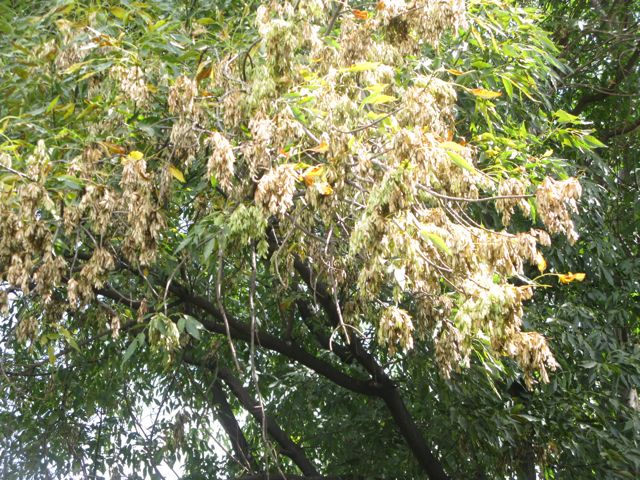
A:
339;62;381;73
111;6;128;20
420;231;452;255
122;333;145;365
583;134;606;149
553;109;580;124
361;93;396;105
45;96;60;113
149;19;168;31
58;326;80;352
184;315;203;340
47;344;56;365
445;150;477;173
501;76;514;98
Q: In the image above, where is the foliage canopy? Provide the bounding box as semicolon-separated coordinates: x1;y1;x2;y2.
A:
0;1;637;479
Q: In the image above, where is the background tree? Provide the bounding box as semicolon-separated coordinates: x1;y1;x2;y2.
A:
0;1;636;479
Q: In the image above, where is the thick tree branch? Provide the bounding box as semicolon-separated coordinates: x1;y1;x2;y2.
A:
210;380;258;473
96;246;449;478
92;264;379;400
291;258;450;480
168;283;379;397
571;44;640;114
601;115;640;140
96;286;142;310
216;366;319;476
235;476;341;480
291;257;388;384
295;299;356;367
86;249;380;399
379;390;449;480
235;475;342;480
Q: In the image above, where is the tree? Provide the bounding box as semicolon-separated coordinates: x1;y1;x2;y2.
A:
501;1;640;478
0;1;632;479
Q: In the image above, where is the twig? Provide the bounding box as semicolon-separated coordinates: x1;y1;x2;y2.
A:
216;242;241;371
241;39;260;82
323;2;344;36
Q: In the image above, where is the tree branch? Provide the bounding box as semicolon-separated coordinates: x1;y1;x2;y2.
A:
601;115;640;140
168;282;379;397
235;473;344;480
235;475;342;480
290;257;450;480
210;379;258;473
216;365;319;476
571;43;640;114
96;247;449;478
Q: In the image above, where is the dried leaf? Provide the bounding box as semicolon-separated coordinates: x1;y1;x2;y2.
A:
99;142;127;155
196;62;212;83
352;9;369;20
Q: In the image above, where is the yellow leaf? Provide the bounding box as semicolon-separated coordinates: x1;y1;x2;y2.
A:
293;161;311;171
127;150;144;161
169;165;186;183
301;164;333;195
100;142;127;155
536;252;547;274
278;148;290;159
315;181;333;196
309;141;329;154
446;68;465;76
365;83;389;94
470;88;502;99
301;165;324;186
558;272;586;284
